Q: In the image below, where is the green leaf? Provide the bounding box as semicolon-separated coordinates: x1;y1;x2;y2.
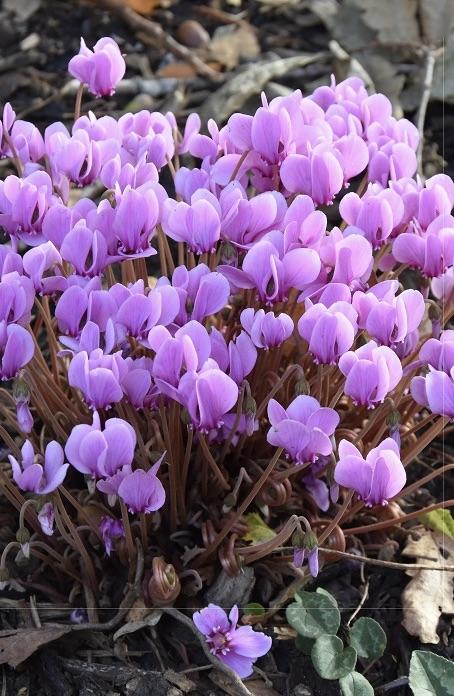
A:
311;635;357;680
286;591;341;638
339;672;374;696
409;650;454;695
349;617;386;660
295;635;315;655
242;513;276;544
315;587;339;607
243;602;265;617
421;509;454;539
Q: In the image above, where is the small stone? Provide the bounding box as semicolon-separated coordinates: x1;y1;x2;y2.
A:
20;33;40;51
176;20;210;48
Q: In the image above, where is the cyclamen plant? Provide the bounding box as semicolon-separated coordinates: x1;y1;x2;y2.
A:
0;36;453;682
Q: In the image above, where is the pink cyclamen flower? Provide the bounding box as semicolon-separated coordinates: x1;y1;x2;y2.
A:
339;341;403;408
298;301;357;365
193;604;272;678
9;440;69;495
118;454;166;514
0;321;34;380
240;308;293;349
178;366;239;433
411;331;454;419
334;437;406;507
352;281;425;347
68;37;126;97
65;411;136;479
267;395;339;464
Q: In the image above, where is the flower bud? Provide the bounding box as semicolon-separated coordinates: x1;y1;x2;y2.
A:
243;395;257;417
294;377;310;396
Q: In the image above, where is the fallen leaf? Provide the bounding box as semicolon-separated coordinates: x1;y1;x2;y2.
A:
3;0;41;21
0;625;72;667
360;0;420;45
199;52;326;124
123;0;160;14
113;609;162;640
157;62;198;79
209;24;260;70
242;512;276;545
419;0;454;46
401;530;454;644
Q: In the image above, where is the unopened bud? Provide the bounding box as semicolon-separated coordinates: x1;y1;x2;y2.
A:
291;529;305;549
220;242;237;265
16;527;30;546
180;408;192;426
13;377;31;403
386;410;401;429
294;378;310;396
243;395;257;417
303;530;318;551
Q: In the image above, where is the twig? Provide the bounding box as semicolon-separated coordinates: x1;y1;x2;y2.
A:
416;47;438;177
163;608;253;696
318;546;454;572
90;0;222;82
346;579;369;627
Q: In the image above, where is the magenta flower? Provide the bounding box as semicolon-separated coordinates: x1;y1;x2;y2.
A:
0;270;35;325
179;366;239;432
340;187;404;248
99;516;124;556
240;308;293;349
0;171;54;244
23;241;67;295
161;264;230;325
9;440;69;495
339;341;403;408
162;193;221;254
118;455;166;514
334;437;406;507
68;349;127;410
0;321;34;380
193;604;272;678
68;37;126;97
65;411;136;479
392;215;454;278
352;281;425;347
219;232;320;305
298;300;357;364
411;367;454;419
267;395;339;464
411;331;454;419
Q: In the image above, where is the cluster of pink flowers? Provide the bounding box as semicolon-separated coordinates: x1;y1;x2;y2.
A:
1;37;453;677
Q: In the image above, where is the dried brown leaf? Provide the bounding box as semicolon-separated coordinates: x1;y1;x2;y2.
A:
402;530;454;644
122;0;160;14
0;625;72;667
209;24;260;70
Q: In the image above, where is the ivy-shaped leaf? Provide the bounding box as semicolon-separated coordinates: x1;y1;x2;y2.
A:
311;634;357;680
295;635;315;655
409;650;454;695
286;591;341;638
349;617;386;660
242;513;276;544
340;671;374;696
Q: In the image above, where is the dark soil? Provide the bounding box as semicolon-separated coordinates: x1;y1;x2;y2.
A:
1;1;453;694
